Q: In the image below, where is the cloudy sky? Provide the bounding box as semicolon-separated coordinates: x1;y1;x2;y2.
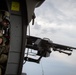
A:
23;0;76;75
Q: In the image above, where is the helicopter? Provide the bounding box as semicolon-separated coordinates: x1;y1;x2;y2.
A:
0;0;76;75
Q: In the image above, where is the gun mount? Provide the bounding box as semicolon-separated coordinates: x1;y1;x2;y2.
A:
24;35;76;63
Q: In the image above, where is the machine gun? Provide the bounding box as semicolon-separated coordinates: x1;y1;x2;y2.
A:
24;35;76;63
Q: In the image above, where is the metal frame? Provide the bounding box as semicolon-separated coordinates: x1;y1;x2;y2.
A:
5;0;28;75
4;0;45;75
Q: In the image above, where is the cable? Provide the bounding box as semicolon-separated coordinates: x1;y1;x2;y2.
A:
26;25;30;57
24;24;31;64
40;61;44;75
28;24;33;53
28;24;30;36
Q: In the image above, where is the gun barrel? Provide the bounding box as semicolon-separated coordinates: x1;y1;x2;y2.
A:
53;49;72;56
48;42;76;51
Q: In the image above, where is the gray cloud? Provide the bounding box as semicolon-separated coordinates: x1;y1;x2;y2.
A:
33;22;41;30
35;0;76;26
25;0;76;75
